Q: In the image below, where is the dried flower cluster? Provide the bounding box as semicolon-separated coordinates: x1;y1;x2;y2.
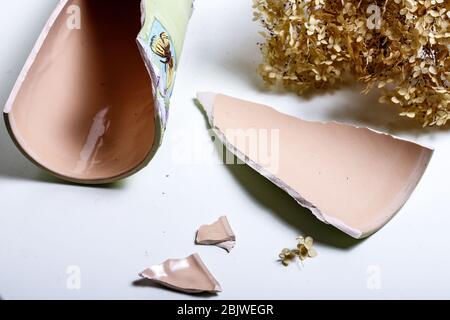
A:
253;0;450;126
279;236;317;266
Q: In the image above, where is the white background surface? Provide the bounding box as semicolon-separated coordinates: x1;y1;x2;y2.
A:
0;0;449;300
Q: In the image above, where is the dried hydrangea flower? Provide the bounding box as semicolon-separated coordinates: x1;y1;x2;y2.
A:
254;0;450;127
279;236;318;267
279;248;297;266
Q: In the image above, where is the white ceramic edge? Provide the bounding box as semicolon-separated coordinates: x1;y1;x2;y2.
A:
216;241;236;253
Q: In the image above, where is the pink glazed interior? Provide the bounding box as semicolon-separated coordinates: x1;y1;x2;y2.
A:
5;0;155;183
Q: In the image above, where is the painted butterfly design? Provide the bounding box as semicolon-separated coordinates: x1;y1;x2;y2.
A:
150;32;175;93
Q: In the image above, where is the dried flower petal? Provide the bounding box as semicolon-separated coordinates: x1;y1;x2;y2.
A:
304;236;314;249
308;247;318;258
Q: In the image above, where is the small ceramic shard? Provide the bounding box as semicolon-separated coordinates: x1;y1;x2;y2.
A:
196;216;236;252
139;254;222;294
196;93;434;239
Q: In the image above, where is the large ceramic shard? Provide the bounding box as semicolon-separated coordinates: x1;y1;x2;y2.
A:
196;216;236;252
139;254;222;294
197;93;434;239
3;0;192;184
